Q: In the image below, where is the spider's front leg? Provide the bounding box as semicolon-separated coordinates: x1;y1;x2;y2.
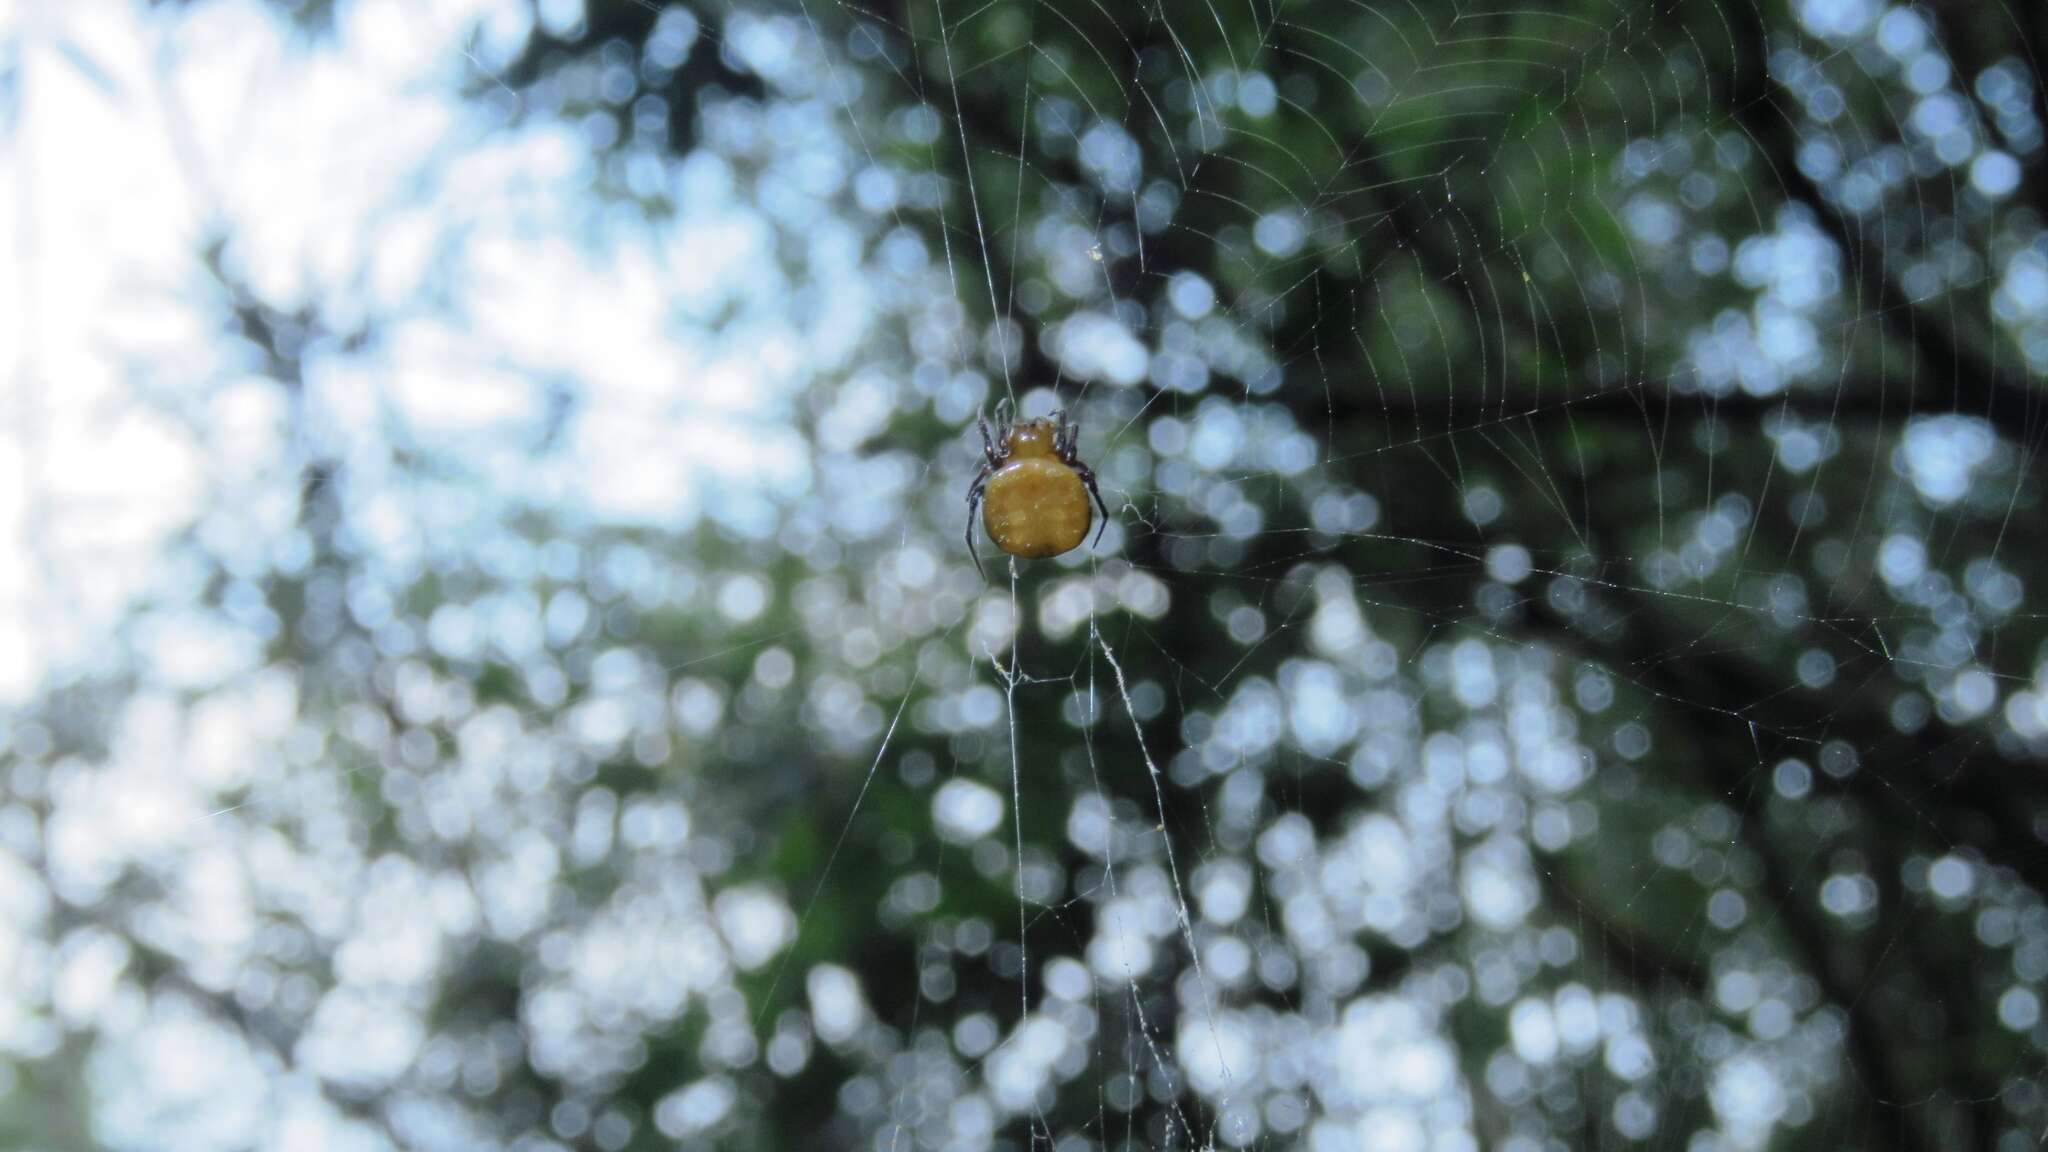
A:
978;414;1000;467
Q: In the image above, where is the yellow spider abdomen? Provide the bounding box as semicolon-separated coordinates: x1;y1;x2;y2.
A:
982;457;1092;559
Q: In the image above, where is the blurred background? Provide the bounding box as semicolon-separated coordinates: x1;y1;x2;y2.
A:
2;0;2047;1149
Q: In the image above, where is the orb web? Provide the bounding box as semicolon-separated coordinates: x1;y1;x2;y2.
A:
775;1;2048;1149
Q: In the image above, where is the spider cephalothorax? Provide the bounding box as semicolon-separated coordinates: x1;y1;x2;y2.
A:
965;400;1110;578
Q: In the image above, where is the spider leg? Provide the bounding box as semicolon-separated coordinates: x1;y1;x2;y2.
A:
965;466;991;580
978;413;999;466
1057;410;1083;461
1076;461;1111;547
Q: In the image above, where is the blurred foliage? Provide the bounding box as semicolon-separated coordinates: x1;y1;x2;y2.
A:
7;0;2048;1150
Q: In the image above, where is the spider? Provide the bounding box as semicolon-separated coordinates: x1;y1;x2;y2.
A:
966;400;1110;579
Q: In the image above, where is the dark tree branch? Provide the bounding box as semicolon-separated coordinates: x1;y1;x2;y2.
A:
1320;364;2018;433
